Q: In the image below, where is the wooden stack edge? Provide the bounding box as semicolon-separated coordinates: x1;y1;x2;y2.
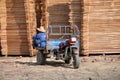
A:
0;0;8;56
82;0;90;55
0;2;2;54
0;0;37;56
1;0;120;56
68;0;73;32
48;0;70;26
83;0;120;55
41;0;49;30
25;0;36;56
89;49;120;54
70;0;83;54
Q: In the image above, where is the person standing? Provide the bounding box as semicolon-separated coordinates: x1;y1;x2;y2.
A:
32;26;46;48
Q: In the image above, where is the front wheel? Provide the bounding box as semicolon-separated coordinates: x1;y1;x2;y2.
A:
72;49;80;69
36;50;46;65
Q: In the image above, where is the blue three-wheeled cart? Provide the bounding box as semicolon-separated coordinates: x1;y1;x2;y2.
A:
33;24;80;69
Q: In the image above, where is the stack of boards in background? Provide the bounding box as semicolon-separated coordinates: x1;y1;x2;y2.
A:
0;0;36;56
84;0;120;54
0;0;120;56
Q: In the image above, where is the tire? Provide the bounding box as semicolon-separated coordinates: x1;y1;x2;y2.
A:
72;49;80;69
65;58;71;64
64;47;71;64
36;50;46;65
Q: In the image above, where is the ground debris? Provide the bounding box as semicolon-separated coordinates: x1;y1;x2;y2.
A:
0;60;15;64
0;55;120;80
16;56;22;59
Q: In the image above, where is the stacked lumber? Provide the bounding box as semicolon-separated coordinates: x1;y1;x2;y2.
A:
25;0;36;56
69;0;81;27
0;12;2;53
1;0;119;55
35;0;42;28
47;0;70;40
83;0;120;54
41;0;49;30
48;0;70;26
69;0;82;53
0;0;8;56
5;0;29;55
0;0;36;56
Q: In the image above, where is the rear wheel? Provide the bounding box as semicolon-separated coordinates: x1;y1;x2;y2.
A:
36;50;46;65
72;49;80;69
65;58;71;64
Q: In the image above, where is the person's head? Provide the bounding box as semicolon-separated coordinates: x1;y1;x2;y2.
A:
36;26;46;33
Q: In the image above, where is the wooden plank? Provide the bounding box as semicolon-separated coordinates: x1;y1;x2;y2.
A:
6;0;25;3
48;0;70;26
0;13;2;53
25;0;36;56
0;0;8;56
7;52;29;55
4;0;30;55
83;0;120;54
6;27;27;30
7;23;26;25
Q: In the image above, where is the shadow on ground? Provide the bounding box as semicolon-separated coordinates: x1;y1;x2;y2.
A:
15;60;74;69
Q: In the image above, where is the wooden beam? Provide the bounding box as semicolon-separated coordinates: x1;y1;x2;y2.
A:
41;0;49;30
82;0;90;55
0;0;8;56
25;0;36;56
68;0;73;32
86;0;90;55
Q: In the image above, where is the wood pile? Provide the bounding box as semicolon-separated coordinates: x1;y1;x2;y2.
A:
0;0;120;55
41;0;49;30
83;0;120;54
0;0;36;56
48;0;70;26
69;0;81;27
0;17;1;53
69;0;82;52
25;0;36;56
35;0;42;28
6;0;28;55
0;0;8;55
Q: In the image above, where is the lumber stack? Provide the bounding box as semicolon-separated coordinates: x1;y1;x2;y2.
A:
35;0;42;28
0;0;8;56
0;17;1;52
0;0;120;55
83;0;120;54
48;0;70;26
0;0;36;56
69;0;81;27
47;0;70;39
69;0;82;53
41;0;49;30
25;0;36;56
0;7;1;53
6;0;29;55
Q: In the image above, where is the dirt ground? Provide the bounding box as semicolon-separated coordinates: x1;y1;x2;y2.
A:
0;55;120;80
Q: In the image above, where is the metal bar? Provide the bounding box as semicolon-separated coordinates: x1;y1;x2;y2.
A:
49;26;53;33
49;33;72;35
60;26;61;34
65;26;66;33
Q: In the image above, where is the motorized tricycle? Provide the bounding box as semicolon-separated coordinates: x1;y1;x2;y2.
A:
34;24;80;69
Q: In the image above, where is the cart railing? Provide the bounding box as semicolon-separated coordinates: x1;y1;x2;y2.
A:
49;25;72;35
48;24;80;39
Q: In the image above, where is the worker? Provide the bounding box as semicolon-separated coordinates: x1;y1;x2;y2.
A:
32;26;47;48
